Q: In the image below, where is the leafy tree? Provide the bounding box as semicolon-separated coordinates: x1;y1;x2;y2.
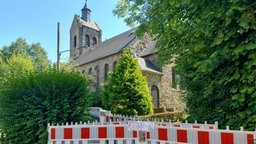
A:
0;69;92;143
114;0;256;129
52;61;79;72
101;49;153;116
0;54;35;88
1;38;50;71
0;54;35;77
90;91;102;107
0;51;3;61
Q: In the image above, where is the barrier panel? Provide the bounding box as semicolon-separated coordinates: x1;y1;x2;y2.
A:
48;122;255;144
104;115;141;123
104;115;218;130
146;126;255;144
48;123;142;144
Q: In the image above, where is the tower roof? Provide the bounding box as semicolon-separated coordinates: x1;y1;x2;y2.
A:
73;15;100;31
82;0;89;10
81;0;91;22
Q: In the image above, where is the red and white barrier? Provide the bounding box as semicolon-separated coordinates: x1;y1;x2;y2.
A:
105;115;218;130
48;122;138;144
48;122;255;144
104;115;140;123
154;120;218;130
146;126;255;144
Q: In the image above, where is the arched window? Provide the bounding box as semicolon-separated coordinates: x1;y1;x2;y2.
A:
74;35;77;48
94;65;100;90
92;37;97;45
151;85;159;108
104;64;109;82
81;69;85;74
88;68;92;75
113;61;117;72
85;35;90;47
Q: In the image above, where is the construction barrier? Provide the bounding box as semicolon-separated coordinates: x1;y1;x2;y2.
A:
104;115;218;130
146;126;255;144
48;121;256;144
104;115;140;123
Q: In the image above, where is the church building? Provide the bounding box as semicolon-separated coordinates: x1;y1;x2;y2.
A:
70;1;185;111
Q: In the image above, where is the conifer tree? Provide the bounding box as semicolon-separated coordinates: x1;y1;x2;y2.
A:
101;48;153;116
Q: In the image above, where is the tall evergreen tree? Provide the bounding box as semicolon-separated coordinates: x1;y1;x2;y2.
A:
101;49;153;116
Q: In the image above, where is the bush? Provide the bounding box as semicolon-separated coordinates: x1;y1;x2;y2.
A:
0;69;92;143
153;108;164;113
90;91;102;107
140;112;187;122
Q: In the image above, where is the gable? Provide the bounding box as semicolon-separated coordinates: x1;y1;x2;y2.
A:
70;15;80;32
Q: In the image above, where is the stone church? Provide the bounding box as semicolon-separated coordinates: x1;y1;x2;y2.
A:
70;1;185;111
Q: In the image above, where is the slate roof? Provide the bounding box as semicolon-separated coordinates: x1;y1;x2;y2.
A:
73;27;162;74
73;27;138;66
137;58;163;75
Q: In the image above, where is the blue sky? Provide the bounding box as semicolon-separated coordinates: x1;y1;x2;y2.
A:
0;0;131;63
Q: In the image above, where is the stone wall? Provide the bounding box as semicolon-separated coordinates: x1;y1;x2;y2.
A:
132;34;154;56
79;26;102;48
79;53;121;91
78;53;185;111
70;16;102;60
158;64;185;112
142;54;185;111
142;72;162;107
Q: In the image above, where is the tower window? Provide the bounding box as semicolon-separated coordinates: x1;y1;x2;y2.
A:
85;35;90;47
74;35;77;48
93;37;97;45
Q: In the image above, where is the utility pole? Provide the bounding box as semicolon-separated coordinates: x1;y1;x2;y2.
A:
57;22;60;71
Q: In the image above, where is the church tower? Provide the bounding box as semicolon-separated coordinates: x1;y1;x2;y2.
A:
70;0;102;60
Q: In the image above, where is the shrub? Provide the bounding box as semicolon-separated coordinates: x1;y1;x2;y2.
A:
140;112;187;122
0;69;92;143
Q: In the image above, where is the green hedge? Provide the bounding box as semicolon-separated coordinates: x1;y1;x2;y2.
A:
140;112;187;122
153;108;175;113
0;69;92;144
153;108;164;113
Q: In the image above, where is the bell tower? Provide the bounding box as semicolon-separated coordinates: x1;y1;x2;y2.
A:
70;0;102;60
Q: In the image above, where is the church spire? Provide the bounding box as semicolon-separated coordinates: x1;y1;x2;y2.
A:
81;0;91;22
